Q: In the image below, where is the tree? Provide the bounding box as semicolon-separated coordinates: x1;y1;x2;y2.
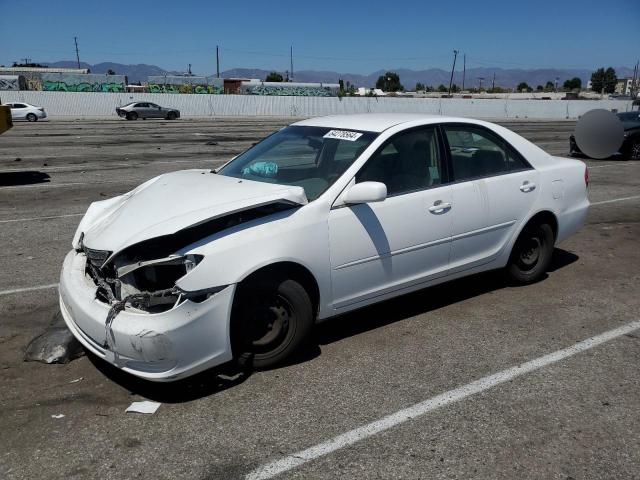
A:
536;85;544;92
106;69;116;75
590;67;617;94
437;84;448;92
544;81;555;92
375;71;403;92
265;72;283;82
563;77;582;90
415;82;425;92
450;84;460;93
517;82;532;93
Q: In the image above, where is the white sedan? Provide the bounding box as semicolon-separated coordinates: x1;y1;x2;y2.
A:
59;113;589;381
6;102;47;122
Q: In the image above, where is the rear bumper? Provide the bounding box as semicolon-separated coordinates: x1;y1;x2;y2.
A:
59;250;235;381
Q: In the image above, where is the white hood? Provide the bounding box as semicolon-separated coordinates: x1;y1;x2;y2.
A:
78;169;307;255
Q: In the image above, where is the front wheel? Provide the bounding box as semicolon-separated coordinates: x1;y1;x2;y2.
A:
506;222;554;284
231;276;313;369
26;113;37;122
167;111;177;120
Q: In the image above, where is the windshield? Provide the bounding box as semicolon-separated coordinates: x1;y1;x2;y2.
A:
217;126;378;201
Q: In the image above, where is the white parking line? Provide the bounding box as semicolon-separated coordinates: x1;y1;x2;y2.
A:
0;283;58;296
246;319;640;480
591;195;640;206
0;213;84;224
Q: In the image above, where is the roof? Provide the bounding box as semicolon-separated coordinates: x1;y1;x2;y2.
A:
0;66;89;74
293;113;445;133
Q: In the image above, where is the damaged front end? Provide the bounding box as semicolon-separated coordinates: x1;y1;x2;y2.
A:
78;201;298;352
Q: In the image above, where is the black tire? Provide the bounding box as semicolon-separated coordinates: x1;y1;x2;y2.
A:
231;276;313;369
26;113;37;122
126;112;138;121
506;222;554;284
167;111;177;120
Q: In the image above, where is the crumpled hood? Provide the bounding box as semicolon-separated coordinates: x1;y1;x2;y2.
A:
79;169;307;255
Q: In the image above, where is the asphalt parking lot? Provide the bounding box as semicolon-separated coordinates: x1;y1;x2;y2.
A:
1;117;639;480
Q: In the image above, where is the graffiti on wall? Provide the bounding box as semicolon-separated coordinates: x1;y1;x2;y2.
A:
241;83;339;97
0;76;23;91
147;75;223;94
41;73;126;92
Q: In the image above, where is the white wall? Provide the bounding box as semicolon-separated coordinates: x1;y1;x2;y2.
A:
1;91;635;120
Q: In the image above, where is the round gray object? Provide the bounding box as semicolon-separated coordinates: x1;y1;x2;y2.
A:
574;109;624;159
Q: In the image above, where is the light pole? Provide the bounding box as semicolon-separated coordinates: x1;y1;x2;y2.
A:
478;77;484;91
448;50;458;95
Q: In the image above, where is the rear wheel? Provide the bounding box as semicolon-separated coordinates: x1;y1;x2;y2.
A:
26;113;37;122
231;276;313;369
506;221;554;284
126;112;138;121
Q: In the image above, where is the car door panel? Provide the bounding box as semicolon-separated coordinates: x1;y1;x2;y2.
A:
329;187;452;309
443;124;539;272
329;125;453;310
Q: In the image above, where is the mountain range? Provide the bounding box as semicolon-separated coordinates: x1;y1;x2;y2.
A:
45;61;635;89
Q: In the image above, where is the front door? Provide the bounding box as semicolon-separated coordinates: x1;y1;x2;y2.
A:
329;126;453;310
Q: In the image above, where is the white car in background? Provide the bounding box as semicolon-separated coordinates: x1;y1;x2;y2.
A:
59;113;589;381
6;102;47;122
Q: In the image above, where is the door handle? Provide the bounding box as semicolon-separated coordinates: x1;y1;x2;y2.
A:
428;200;451;214
520;181;536;192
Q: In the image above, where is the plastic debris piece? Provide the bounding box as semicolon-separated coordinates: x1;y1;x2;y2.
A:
125;401;161;414
51;414;65;419
69;377;83;384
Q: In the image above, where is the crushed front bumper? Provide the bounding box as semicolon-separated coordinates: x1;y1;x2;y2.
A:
59;250;235;381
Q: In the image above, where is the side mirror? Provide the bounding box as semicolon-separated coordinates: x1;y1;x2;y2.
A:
343;181;387;204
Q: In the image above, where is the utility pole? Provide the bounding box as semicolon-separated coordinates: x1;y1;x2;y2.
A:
462;53;466;91
216;45;220;78
74;37;80;69
448;50;458;95
188;63;192;75
478;77;484;91
491;72;495;91
290;46;294;82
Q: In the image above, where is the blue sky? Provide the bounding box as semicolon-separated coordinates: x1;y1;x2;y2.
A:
1;0;638;74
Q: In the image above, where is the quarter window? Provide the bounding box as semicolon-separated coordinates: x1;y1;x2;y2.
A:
443;126;509;180
356;127;443;196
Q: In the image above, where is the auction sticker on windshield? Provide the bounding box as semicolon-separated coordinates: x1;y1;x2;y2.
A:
323;130;363;141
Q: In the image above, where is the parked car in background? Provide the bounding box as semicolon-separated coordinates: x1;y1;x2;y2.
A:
6;102;47;122
60;113;589;381
570;111;640;160
116;102;180;120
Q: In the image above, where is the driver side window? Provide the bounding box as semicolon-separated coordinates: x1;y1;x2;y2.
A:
356;127;443;196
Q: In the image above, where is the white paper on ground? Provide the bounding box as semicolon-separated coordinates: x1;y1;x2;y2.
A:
125;401;161;414
51;414;65;419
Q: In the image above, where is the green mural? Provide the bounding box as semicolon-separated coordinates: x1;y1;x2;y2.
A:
147;75;224;94
41;73;126;93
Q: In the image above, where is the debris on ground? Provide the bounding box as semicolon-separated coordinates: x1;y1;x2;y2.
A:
69;377;83;384
51;414;65;419
125;401;161;414
24;311;84;364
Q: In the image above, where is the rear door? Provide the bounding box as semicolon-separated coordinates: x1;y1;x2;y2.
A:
135;102;151;117
441;124;538;271
328;126;453;310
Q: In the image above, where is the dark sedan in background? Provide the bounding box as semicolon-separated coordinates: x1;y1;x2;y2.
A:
116;102;180;120
570;111;640;160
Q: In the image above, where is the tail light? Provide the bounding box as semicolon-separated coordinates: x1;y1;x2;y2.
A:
584;166;589;187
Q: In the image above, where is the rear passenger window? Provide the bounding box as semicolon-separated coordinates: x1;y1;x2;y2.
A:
443;126;508;180
356;127;443;196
